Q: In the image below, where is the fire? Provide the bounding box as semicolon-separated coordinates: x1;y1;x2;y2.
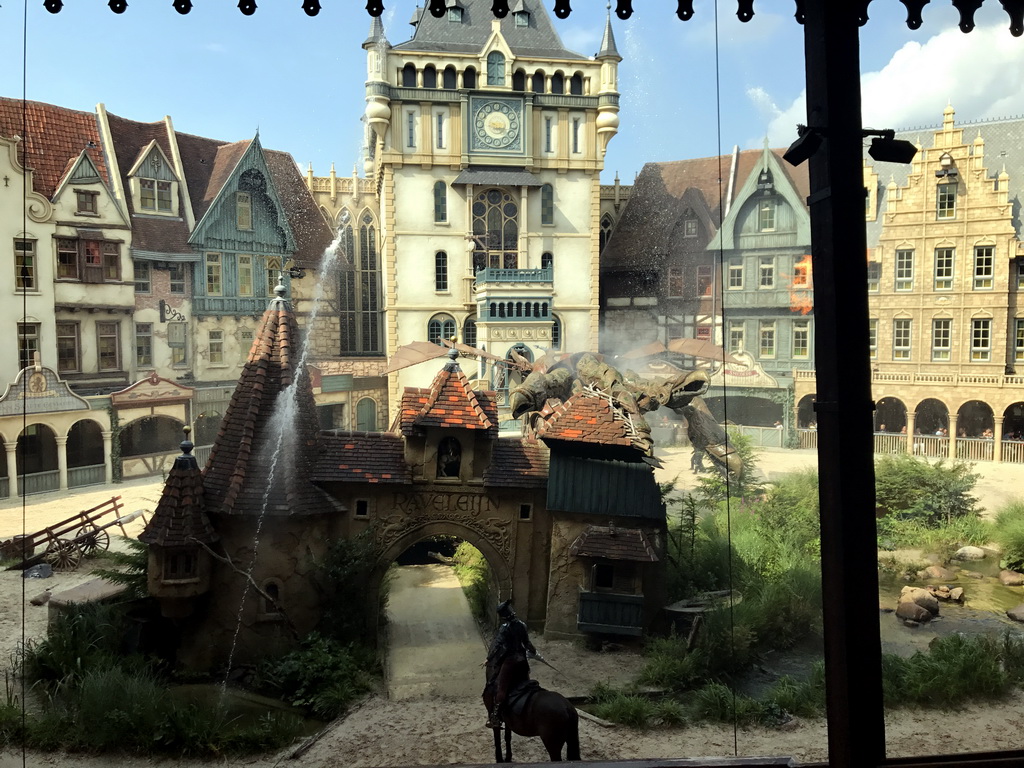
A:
788;254;813;315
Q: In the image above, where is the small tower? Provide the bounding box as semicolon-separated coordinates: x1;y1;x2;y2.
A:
363;14;392;174
595;3;622;156
139;427;219;618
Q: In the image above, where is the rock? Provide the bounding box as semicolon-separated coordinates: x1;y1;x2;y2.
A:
899;586;940;615
949;587;965;602
879;603;894;613
901;619;921;628
954;546;987;561
918;565;958;580
30;589;51;606
896;601;933;623
1007;605;1024;622
1000;570;1024;587
961;570;985;580
22;563;53;579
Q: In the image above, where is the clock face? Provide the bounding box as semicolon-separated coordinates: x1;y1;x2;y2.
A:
471;99;523;152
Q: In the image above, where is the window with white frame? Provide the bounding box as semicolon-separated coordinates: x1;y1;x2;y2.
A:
205;253;222;296
135;323;152;368
728;259;743;289
17;322;39;371
793;320;810;358
683;214;698;238
892;318;911;360
14;239;36;291
971;317;992;361
974;246;994;290
238;255;254;296
793;257;811;288
428;313;456;345
169;321;188;366
729;321;745;353
96;322;121;371
435;251;448;292
57;322;80;373
169;263;186;294
759;320;776;358
236;192;253;230
936;182;957;219
759;256;775;289
758;198;776;232
868;319;877;359
1016;318;1024;363
209;329;224;364
931;318;951;361
933;248;954;290
895;249;914;291
867;260;880;292
134;260;151;293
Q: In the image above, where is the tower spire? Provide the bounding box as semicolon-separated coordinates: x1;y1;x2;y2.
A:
597;2;620;60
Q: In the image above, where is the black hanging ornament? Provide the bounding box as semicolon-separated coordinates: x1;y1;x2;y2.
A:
172;0;192;13
109;0;128;12
238;0;257;15
302;0;321;15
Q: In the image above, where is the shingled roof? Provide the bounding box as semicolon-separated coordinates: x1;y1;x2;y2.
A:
483;437;549;488
399;356;498;436
0;98;107;199
313;432;412;484
140;434;219;548
535;390;639;448
202;286;327;517
569;524;659;562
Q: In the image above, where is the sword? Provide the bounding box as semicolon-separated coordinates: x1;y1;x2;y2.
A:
528;651;570;681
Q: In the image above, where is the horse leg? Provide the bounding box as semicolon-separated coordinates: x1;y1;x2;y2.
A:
540;734;563;762
492;726;503;763
565;716;580;761
504;721;512;762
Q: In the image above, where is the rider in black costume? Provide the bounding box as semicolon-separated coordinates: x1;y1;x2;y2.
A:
483;599;536;728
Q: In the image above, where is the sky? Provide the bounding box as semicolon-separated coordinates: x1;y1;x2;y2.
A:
2;1;1024;184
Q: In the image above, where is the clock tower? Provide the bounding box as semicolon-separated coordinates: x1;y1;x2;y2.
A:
362;0;621;420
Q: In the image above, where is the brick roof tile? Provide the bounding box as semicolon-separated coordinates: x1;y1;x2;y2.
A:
569;524;659;562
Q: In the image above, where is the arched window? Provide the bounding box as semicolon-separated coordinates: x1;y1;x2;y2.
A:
512;70;526;91
464;67;477;89
569;73;583;95
356;397;377;431
260;580;283;617
551;72;564;94
423;65;437;88
540;184;554;225
433;180;447;222
471;188;519;271
531;71;545;93
337;210;355;260
437;436;462;478
435;251;448;292
487;51;506;86
428;313;457;345
600;213;614;253
542;251;553;270
443;66;457;90
551;314;562;349
340;212;382;355
402;63;417;87
463;315;477;347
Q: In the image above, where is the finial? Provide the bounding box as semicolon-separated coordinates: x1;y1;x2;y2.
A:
180;425;194;455
447;347;458;361
274;275;287;298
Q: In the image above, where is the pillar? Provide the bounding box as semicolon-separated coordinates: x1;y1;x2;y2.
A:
102;430;113;484
948;413;958;460
906;411;917;455
4;441;17;498
56;435;68;491
995;416;1004;463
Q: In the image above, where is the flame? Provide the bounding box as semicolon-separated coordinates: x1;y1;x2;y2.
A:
787;254;813;315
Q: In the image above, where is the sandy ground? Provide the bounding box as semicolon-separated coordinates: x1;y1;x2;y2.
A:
2;449;1024;766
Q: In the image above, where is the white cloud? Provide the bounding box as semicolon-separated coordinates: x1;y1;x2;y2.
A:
758;23;1024;149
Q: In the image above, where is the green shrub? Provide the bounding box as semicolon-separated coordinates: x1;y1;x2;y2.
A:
875;454;981;525
992;500;1024;571
763;661;826;718
452;541;491;621
90;537;149;599
587;691;655;728
74;666;166;751
312;529;384;643
883;634;1011;708
22;602;134;685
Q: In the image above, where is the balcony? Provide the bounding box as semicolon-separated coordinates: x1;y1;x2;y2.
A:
193;296;269;316
475;267;553;284
577;590;645;637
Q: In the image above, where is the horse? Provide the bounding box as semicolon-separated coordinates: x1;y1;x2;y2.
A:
483;680;580;762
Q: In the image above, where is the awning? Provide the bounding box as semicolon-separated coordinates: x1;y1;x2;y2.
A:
452;168;544;187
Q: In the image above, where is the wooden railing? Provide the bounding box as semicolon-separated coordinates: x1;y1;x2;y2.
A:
68;464;105;489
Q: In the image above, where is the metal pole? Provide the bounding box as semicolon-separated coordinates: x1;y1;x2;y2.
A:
802;3;885;767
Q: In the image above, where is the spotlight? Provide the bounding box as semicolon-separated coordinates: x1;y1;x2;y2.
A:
783;125;823;167
867;131;917;164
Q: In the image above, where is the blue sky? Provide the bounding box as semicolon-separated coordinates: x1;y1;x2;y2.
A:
2;1;1023;183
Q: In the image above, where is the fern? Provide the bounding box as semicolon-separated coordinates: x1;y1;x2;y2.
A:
90;538;149;599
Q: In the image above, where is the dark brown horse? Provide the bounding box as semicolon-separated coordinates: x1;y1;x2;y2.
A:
483;682;580;762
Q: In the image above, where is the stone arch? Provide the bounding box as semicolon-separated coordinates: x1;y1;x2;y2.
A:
366;520;514;625
913;398;949;435
797;393;816;427
1003;401;1024;439
874;396;907;432
956;399;994;438
66;418;104;468
119;415;183;457
16;422;58;476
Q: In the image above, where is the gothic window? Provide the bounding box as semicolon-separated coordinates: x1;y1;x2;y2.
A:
540;184;554;225
487;51;505;86
339;213;382;355
437;436;462;479
600;214;613;252
434;181;447;222
471;188;519;271
428;313;457;345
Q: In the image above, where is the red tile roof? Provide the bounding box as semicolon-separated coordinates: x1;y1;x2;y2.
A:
202;291;328;517
140;448;219;548
569;524;659;562
0;98;107;199
313;432;412;484
483;438;549;488
400;361;498;436
535;390;637;447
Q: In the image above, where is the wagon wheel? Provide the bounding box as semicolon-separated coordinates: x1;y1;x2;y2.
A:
77;524;110;557
44;539;82;571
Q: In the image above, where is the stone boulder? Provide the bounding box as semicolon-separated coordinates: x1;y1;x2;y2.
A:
999;570;1024;587
953;546;987;561
896;601;933;623
1007;605;1024;623
917;565;958;581
899;586;940;615
924;584;964;603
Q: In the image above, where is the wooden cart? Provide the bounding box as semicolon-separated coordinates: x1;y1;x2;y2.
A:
0;496;146;572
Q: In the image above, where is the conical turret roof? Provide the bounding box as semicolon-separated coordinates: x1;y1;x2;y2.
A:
140;429;219;547
597;8;620;60
202;285;326;517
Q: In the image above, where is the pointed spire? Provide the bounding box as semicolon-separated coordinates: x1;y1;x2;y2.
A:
597;2;621;60
364;14;389;47
140;426;219;548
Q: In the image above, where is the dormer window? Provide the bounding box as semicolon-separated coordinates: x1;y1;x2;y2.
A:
487;51;506;86
514;10;529;26
758;198;776;232
756;169;774;194
237;192;253;230
76;190;99;214
437;436;462;479
140;179;172;212
446;0;463;22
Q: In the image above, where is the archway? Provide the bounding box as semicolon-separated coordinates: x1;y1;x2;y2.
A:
67;419;105;488
914;398;949;435
120;415;183;457
16;423;58;494
1003;402;1024;440
874;397;907;433
956;400;994;439
797;394;816;428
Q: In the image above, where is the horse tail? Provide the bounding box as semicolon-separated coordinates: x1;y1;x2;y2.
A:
565;705;580;761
